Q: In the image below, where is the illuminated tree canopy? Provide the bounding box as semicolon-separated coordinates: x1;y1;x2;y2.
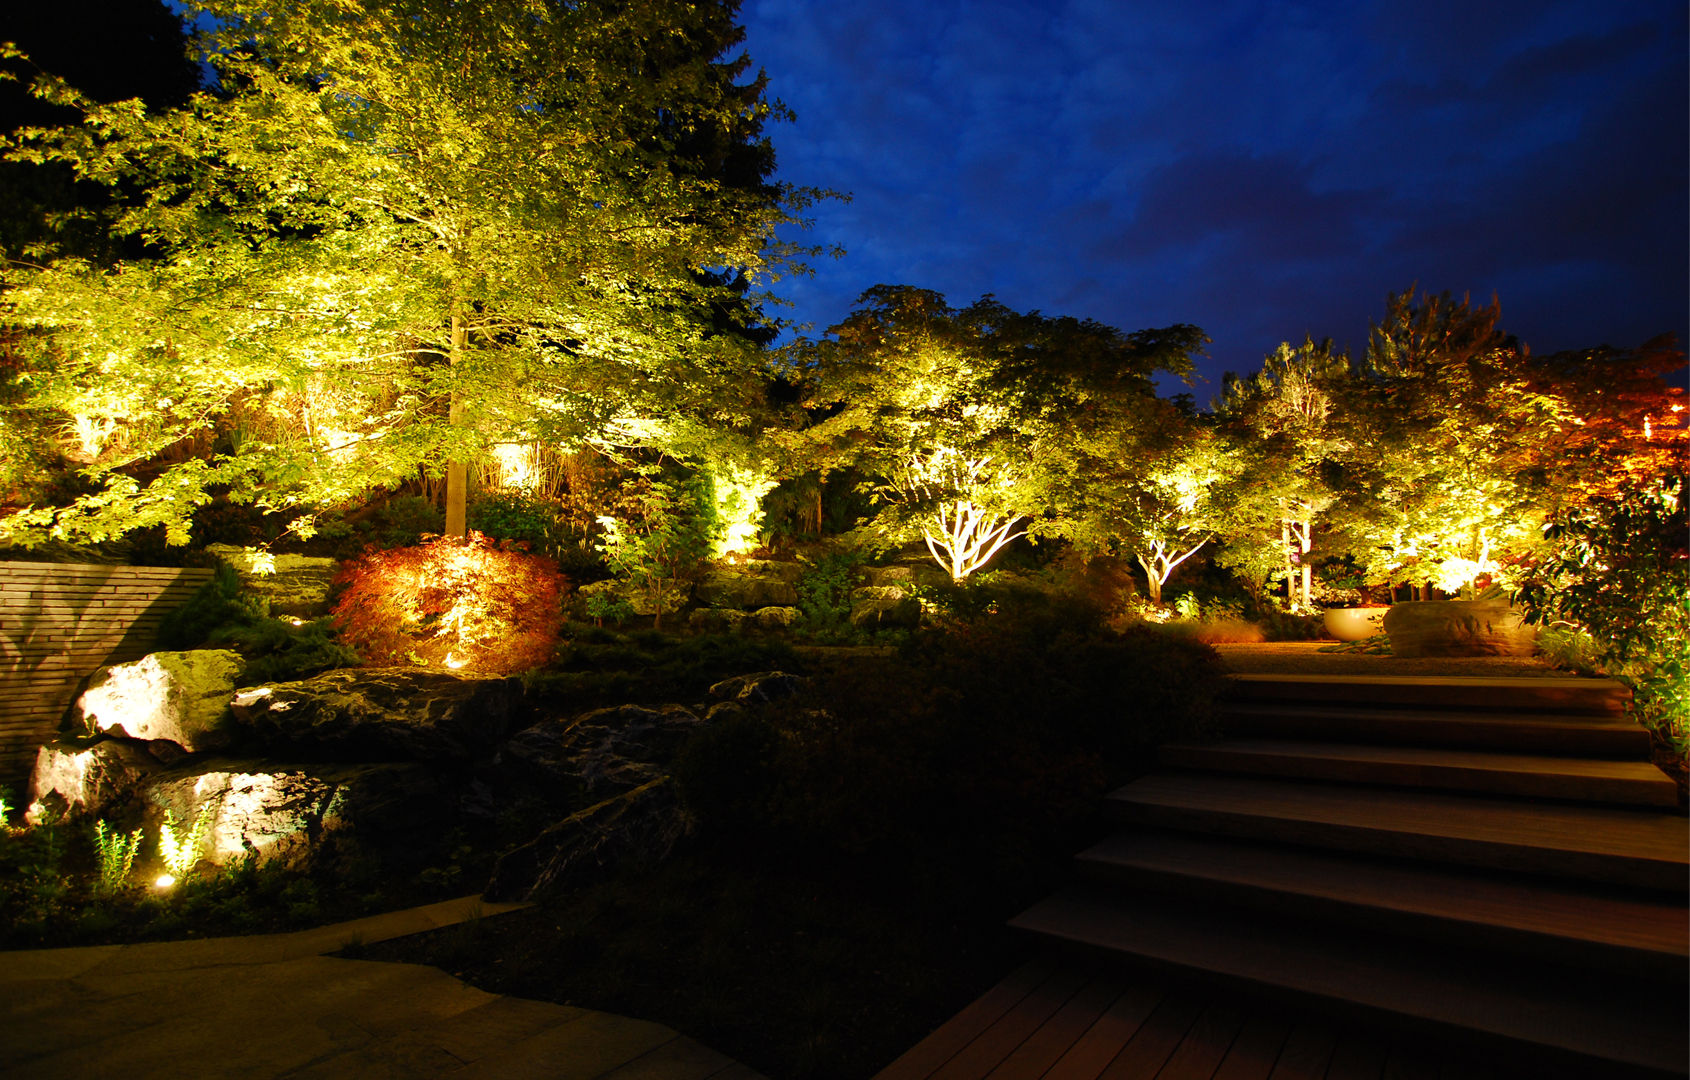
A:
795;285;1208;581
1214;336;1350;608
1;0;819;547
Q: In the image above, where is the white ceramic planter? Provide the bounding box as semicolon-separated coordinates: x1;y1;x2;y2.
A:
1323;606;1390;642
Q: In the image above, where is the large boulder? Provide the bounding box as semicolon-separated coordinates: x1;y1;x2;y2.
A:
688;608;747;634
228;668;525;762
849;585;922;629
483;778;681;901
141;759;444;871
205;544;339;617
750;605;802;630
26;738;161;823
1383;597;1538;658
695;559;802;609
70;650;244;753
492;703;701;803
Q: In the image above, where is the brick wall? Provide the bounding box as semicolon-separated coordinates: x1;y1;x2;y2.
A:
0;562;214;786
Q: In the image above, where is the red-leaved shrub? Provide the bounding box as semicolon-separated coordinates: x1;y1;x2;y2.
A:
333;533;566;675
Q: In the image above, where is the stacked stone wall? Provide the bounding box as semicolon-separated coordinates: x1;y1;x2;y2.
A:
0;562;213;784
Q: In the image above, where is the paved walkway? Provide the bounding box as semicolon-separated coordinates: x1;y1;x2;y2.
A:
0;895;763;1080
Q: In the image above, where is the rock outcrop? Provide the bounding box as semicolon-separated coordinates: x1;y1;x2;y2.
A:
492;703;701;804
70;650;244;753
687;608;747;634
750;605;802;630
694;559;802;609
848;585;922;629
708;670;807;704
484;778;681;901
205;544;339;617
228;668;525;763
142;759;444;871
27;739;162;822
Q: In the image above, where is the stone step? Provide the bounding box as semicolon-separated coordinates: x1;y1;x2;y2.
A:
1107;773;1690;891
1225;673;1631;716
1219;701;1654;758
1075;830;1689;980
1010;886;1688;1077
1158;738;1680;807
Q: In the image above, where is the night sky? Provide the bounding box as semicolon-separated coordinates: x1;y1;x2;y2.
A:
740;0;1690;396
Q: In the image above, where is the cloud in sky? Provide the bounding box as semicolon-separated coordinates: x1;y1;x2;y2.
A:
741;0;1688;396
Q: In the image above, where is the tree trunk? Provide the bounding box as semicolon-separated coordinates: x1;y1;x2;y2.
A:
443;311;469;538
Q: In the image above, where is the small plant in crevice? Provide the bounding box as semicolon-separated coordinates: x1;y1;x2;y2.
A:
92;821;143;897
796;550;864;632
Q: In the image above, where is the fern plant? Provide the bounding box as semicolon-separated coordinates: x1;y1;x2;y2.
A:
158;805;215;877
92;821;143;897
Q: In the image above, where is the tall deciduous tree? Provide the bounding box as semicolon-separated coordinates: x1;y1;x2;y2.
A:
1321;288;1552;595
1215;336;1350;608
1;0;818;547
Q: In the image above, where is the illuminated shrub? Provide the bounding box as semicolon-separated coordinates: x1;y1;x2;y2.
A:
334;534;565;675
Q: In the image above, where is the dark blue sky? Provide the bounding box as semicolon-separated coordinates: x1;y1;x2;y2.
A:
740;0;1689;396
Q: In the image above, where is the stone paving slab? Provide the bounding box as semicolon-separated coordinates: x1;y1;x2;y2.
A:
0;895;764;1080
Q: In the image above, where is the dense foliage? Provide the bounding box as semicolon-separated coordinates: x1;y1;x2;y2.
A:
1518;474;1689;749
1;0;818;548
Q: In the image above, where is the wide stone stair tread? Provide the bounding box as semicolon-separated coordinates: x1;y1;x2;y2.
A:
1218;701;1653;757
1075;830;1689;978
1009;886;1688;1076
1225;673;1630;715
1108;773;1690;890
1157;738;1680;806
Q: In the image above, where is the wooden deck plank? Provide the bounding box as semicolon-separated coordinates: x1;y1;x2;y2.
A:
1096;995;1201;1080
1076;831;1687;977
1108;774;1690;890
1009;888;1687;1074
874;959;1056;1080
1224;674;1629;715
1216;702;1651;758
1158;739;1678;806
1152;1004;1244;1080
1379;1050;1441;1080
930;966;1092;1080
982;975;1125;1080
1043;983;1165;1080
1209;1017;1291;1080
1324;1038;1386;1080
1264;1025;1337;1080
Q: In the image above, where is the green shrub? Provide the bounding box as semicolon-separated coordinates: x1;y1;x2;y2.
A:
214;617;360;685
470;489;606;575
376;495;444;547
1519;474;1689;752
158;564;266;648
796;550;864;630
